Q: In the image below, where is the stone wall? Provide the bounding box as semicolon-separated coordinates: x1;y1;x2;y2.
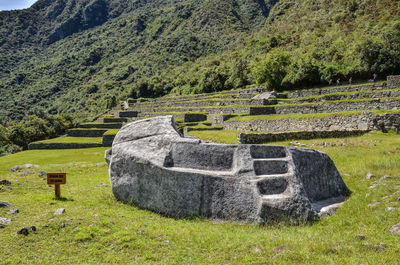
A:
102;134;115;147
78;123;122;129
225;113;374;132
278;89;400;104
225;113;400;133
274;98;400;115
67;129;107;137
118;111;138;118
280;83;385;99
238;130;370;144
388;75;400;88
29;143;103;150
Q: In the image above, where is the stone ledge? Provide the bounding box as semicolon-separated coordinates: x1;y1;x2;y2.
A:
29;143;103;150
238;130;370;144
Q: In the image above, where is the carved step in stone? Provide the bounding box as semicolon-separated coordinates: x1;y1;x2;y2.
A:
253;159;289;175
256;176;289;195
106;116;350;224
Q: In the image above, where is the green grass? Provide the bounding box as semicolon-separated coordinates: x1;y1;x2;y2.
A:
80;122;122;126
33;137;103;144
1;133;400;264
104;129;120;136
68;128;108;131
228;109;400;122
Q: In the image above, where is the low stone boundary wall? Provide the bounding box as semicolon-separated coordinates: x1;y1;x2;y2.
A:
78;123;122;129
388;75;400;88
67;129;107;137
29;143;103;150
225;113;400;133
238;130;370;144
225;113;374;132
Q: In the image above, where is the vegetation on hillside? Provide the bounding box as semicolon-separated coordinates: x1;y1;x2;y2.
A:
1;0;399;124
0;110;73;156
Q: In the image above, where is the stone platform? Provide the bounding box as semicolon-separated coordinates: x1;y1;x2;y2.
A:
106;116;350;223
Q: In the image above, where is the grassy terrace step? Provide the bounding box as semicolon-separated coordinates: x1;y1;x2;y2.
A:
132;97;400;116
129;93;262;108
130;98;274;109
28;137;103;150
67;128;108;137
137;112;208;122
277;88;400;104
279;82;386;99
133;105;275;115
78;122;123;129
152;85;267;100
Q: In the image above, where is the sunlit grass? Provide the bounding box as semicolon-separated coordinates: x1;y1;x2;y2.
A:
1;133;399;264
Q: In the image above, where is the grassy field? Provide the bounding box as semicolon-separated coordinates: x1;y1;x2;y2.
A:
1;132;400;264
34;137;103;144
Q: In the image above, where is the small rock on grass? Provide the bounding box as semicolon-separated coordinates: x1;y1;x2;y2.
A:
273;244;292;252
60;222;66;228
381;175;392;180
356;234;366;240
17;227;29;236
386;207;396;212
366;173;376;180
0;217;11;225
38;171;47;177
54;208;66;215
369;184;378;189
389;223;400;235
0;201;13;208
0;180;11;185
11;164;40;173
7;208;19;214
367;202;381;207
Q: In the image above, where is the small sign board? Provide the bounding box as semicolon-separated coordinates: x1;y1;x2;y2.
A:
47;173;66;185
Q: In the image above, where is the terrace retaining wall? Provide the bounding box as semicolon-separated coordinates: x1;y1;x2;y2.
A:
29;143;103;150
388;75;400;88
225;113;400;133
238;130;370;144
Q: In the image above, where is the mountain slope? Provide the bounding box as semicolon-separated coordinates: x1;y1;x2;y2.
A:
0;0;274;122
0;0;399;124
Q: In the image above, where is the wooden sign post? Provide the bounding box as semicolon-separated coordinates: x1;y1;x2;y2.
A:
47;173;66;198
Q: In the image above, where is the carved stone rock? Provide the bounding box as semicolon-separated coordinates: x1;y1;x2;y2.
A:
106;116;349;223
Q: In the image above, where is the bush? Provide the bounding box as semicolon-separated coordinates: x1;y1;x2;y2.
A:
251;50;291;90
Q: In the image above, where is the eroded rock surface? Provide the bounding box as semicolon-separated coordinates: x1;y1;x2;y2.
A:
106;116;350;223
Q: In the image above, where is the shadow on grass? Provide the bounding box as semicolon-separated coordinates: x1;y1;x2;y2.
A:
53;197;74;202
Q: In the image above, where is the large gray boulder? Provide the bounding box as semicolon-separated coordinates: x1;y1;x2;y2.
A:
106;116;350;223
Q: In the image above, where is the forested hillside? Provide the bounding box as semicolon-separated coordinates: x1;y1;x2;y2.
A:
0;0;399;155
